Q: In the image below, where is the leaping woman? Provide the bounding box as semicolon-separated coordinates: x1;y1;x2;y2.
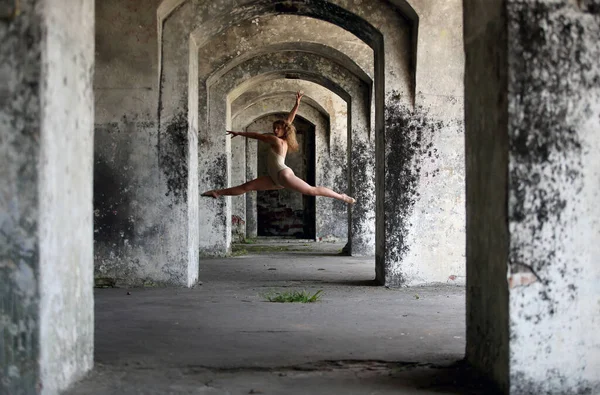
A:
201;91;355;204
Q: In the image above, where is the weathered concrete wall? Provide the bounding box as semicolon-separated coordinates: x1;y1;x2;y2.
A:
506;1;600;392
466;0;600;393
1;0;94;393
378;0;466;286
1;3;43;391
95;0;198;286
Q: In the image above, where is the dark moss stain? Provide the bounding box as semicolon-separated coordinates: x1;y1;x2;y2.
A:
207;153;227;190
349;136;375;254
577;0;600;14
383;91;453;286
93;117;159;285
160;112;188;204
94;122;131;244
511;370;598;395
507;1;598;314
2;6;46;392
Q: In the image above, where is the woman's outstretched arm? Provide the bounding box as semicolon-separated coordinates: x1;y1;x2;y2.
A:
227;131;278;143
285;91;304;124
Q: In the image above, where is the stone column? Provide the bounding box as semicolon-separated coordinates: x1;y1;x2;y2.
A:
347;85;375;256
1;0;94;393
465;0;600;393
230;128;247;242
245;138;258;238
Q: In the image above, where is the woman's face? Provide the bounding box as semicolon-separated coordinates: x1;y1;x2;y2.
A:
273;123;284;138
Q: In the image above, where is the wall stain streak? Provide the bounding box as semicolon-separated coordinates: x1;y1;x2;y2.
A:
160;112;189;204
508;0;598;317
384;91;452;286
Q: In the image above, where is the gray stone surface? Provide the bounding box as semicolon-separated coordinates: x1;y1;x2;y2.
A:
65;243;474;394
94;0;198;287
506;1;600;393
1;0;95;393
1;2;43;392
65;363;494;395
465;0;600;393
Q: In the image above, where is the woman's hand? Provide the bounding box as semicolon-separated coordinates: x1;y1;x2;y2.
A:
226;131;240;138
296;91;304;103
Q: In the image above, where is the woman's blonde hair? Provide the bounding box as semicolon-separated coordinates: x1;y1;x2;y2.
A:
273;120;299;152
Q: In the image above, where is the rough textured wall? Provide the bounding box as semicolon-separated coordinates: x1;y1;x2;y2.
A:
463;0;509;391
465;0;600;393
1;2;43;392
506;1;600;393
1;0;94;393
377;0;466;286
95;0;197;286
381;99;465;285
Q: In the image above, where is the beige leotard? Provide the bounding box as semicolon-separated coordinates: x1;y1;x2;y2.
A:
267;147;290;186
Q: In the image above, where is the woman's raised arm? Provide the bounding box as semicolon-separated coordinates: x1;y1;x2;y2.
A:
285;91;303;124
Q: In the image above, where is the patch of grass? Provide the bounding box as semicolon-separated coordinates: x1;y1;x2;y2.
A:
242;238;256;244
263;289;324;303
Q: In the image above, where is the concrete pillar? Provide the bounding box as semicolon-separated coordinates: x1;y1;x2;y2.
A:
347;86;375;256
245;138;258;238
0;0;94;393
465;0;600;393
230;131;246;242
198;84;231;255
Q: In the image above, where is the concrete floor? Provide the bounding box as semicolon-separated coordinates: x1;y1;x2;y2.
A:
66;240;495;395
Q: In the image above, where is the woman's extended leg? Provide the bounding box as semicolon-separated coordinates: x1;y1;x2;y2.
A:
201;176;282;198
278;169;355;204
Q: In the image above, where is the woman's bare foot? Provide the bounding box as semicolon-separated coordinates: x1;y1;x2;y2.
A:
341;194;356;205
201;190;220;198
